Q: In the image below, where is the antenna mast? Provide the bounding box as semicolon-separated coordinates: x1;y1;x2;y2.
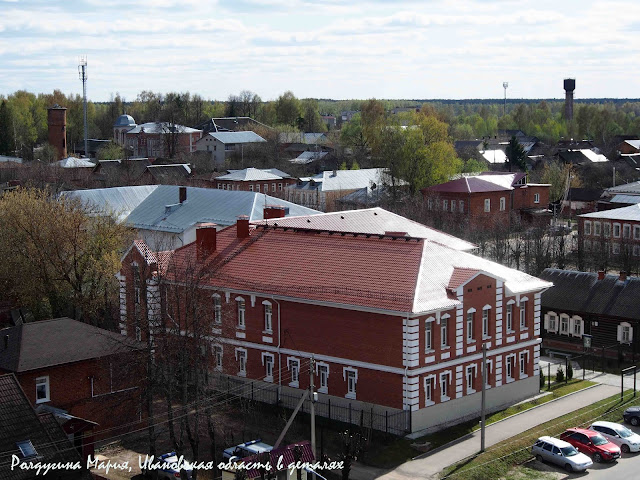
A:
503;82;509;116
78;56;88;158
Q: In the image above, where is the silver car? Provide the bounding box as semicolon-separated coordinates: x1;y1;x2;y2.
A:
589;421;640;453
532;436;593;473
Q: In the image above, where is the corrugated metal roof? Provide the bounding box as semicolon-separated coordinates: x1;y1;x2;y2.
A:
207;131;266;144
481;149;507;164
428;173;522;194
610;194;640;205
574;149;608;163
217;168;285;181
580;203;640;220
290;151;328;164
313;168;392;192
126;186;320;233
126;122;201;134
624;140;640;150
60;185;159;222
0;155;22;164
606;181;640;195
53;157;95;168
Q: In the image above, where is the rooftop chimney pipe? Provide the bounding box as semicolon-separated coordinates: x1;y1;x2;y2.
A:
264;205;286;219
237;215;250;238
179;186;187;204
597;271;605;280
196;222;217;259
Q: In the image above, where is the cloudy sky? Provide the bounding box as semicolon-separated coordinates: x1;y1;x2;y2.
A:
1;0;638;102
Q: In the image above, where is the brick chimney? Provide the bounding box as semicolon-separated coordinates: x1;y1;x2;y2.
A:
196;222;217;259
264;205;286;219
619;271;627;282
179;186;187;204
237;215;250;238
597;271;605;280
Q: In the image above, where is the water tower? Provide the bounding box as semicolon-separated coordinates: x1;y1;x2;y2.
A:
47;104;67;160
564;78;575;121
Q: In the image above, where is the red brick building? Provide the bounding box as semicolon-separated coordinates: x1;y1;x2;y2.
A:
118;208;551;434
0;318;144;454
579;204;640;258
214;167;297;197
422;172;551;230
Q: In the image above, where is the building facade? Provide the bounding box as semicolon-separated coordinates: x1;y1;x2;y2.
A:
579;204;640;259
214;167;297;197
118;208;551;434
195;131;266;166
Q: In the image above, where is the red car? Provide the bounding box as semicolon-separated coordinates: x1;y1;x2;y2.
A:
560;428;621;463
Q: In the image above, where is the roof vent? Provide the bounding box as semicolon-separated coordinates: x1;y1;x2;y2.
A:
597;271;605;280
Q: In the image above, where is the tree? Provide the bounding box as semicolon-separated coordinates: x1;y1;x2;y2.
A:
275;91;301;127
300;99;325;133
0;188;133;325
338;430;365;480
97;141;124;160
505;135;526;172
0;100;14;155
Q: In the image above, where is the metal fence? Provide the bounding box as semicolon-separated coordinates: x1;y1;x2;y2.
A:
215;375;410;436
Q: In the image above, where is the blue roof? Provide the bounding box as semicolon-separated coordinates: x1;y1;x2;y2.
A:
207;131;266;144
125;185;320;233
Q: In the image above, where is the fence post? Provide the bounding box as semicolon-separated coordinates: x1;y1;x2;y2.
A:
547;363;550;390
227;376;230;394
371;407;374;430
349;403;352;425
565;357;568;384
385;411;389;434
635;366;637;397
621;370;624;401
328;398;331;420
252;381;254;401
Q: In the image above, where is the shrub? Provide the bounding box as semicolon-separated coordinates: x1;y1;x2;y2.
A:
556;366;565;383
540;369;546;389
567;362;574;380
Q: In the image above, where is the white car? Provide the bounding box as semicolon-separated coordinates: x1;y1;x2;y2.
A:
532;436;593;473
589;421;640;453
223;439;272;460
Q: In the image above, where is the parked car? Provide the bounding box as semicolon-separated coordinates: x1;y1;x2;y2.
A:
143;452;193;479
623;406;640;426
532;436;593;473
560;427;621;463
223;439;272;460
589;420;640;453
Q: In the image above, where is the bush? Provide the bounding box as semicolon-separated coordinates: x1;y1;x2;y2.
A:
556;366;565;383
540;369;546;389
567;362;574;380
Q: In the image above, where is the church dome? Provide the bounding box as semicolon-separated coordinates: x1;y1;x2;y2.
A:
114;114;136;127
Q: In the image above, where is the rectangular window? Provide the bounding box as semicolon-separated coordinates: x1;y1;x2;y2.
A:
443;199;448;211
500;197;506;211
249;185;254;192
213;296;222;324
264;303;272;332
440;372;450;400
278;183;283;191
584;221;592;235
441;318;448;347
345;368;357;398
425;321;432;352
483;309;490;337
264;184;268;193
237;349;247;375
604;223;611;237
506;356;513;380
256;184;260;193
634;245;640;257
613;223;621;238
534;193;540;204
466;311;474;341
459;200;464;213
520;352;527;376
272;183;276;192
506;303;513;331
548;314;557;332
573;318;582;336
237;299;245;328
35;376;50;404
288;358;300;387
450;200;455;212
634;225;640;240
466;365;477;393
594;221;601;236
425;377;433;404
318;364;329;392
263;354;274;382
427;198;433;210
484;198;490;212
623;224;631;239
135;325;142;342
214;345;223;370
613;243;621;254
520;300;527;329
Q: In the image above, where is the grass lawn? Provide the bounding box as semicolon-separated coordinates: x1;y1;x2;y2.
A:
362;379;594;469
440;390;640;480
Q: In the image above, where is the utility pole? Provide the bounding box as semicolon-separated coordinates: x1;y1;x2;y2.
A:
78;56;88;158
310;356;317;459
481;343;487;452
503;82;509;117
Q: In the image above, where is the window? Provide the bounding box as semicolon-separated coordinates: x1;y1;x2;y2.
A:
613;243;621;255
546;313;557;332
272;183;276;192
560;315;569;334
427;198;433;210
594;221;601;236
619;322;633;344
443;199;448;211
425;320;433;352
635;245;640;257
35;376;50;404
213;295;222;324
263;301;272;332
132;264;141;305
263;184;268;193
467;309;475;341
450;200;455;212
584;221;592;235
519;351;529;377
249;185;254;192
441;317;449;347
519;299;527;329
459;200;464;213
236;298;245;328
256;184;260;193
466;365;477;393
262;353;274;382
482;307;490;338
424;376;434;405
135;325;142;342
604;223;611;237
344;368;357;399
506;356;514;381
534;193;540;203
506;302;514;331
484;198;490;212
499;197;506;211
278;183;283;191
214;345;223;370
440;372;451;401
236;348;247;376
613;223;621;238
317;363;329;393
16;440;38;459
623;224;631;239
573;317;582;337
634;225;640;240
288;358;300;387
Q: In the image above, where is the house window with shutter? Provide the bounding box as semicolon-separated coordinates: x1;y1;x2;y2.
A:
572;316;583;337
544;312;558;333
585;221;592;235
560;314;569;335
619;322;633;344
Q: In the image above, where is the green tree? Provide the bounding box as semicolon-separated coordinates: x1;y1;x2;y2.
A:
505;135;526;172
300;98;325;132
275;91;301;127
97;141;124;160
0;100;14;155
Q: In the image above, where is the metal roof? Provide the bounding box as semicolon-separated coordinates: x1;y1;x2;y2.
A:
299;168;392;192
580;203;640;221
624;140;640;150
290;151;328;164
217;167;287;181
0;155;22;164
205;131;266;144
126;185;320;233
60;185;159;222
52;157;96;168
427;172;523;194
606;181;640;195
480;149;507;164
126;122;201;134
610;194;640;205
114;114;136;127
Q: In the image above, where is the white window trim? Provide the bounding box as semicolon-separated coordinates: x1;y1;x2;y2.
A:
506;300;515;332
424;374;436;406
559;314;570;335
619;322;633;344
484;198;490;212
572;315;583;337
485;359;493;388
534;193;540;204
316;362;329;393
262;352;274;382
594;221;601;236
585;220;592;235
235;296;246;329
505;354;515;383
466;364;477;395
235;347;247;377
482;305;491;339
519;297;528;330
441;314;450;348
425;317;435;353
212;294;222;324
287;356;300;387
613;222;621;238
440;371;452;401
499;197;506;211
343;367;358;399
519;351;529;379
35;376;50;404
262;300;273;333
213;344;223;371
466;308;476;343
544;311;558;333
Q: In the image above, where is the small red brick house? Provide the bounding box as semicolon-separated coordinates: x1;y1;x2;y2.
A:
214;167;297;197
0;318;145;456
118;207;551;434
422;172;552;230
579;204;640;258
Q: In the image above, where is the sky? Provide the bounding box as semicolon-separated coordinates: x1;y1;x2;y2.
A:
1;0;639;102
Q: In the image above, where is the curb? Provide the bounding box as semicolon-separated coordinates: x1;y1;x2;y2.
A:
411;382;603;461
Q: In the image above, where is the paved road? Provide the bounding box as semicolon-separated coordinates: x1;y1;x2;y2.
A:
370;383;619;480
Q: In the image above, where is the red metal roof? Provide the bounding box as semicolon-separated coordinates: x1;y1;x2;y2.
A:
241;441;314;478
426;172;526;194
